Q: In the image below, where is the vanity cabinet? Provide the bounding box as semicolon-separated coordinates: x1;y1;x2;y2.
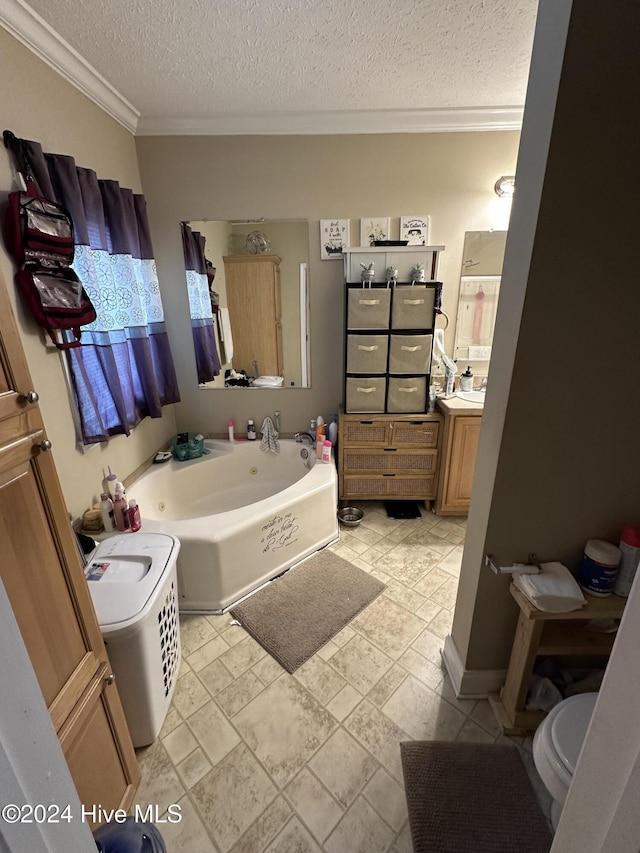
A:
338;411;442;503
223;254;283;378
0;268;139;823
342;247;444;415
435;398;483;515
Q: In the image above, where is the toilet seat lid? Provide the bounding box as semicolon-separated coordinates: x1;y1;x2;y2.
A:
551;692;598;774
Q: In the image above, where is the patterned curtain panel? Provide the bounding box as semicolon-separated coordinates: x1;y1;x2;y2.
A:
22;140;181;444
180;223;220;383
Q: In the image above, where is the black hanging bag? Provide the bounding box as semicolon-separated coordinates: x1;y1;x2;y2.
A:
2;130;96;348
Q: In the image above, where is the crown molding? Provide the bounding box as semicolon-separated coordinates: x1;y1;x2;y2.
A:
0;0;139;133
136;106;523;136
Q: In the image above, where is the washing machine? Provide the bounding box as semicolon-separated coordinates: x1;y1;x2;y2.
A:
85;532;181;748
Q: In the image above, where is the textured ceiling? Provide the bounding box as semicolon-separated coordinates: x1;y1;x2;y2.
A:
17;0;538;132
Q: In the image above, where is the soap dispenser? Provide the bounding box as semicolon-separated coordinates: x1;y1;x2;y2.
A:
460;366;474;392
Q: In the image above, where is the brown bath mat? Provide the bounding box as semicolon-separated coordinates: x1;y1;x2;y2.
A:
400;741;552;853
230;550;385;673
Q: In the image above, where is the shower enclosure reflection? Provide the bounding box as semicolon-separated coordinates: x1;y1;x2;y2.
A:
183;219;310;389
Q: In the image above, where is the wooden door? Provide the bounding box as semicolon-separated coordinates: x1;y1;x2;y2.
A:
224;254;283;377
0;269;139;823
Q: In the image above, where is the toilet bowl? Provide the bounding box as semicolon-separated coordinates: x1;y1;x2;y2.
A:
532;691;598;827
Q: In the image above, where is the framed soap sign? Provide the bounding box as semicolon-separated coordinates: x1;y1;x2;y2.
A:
320;219;349;260
400;216;430;246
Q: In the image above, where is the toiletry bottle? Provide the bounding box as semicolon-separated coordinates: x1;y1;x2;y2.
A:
113;482;130;531
322;440;332;463
327;414;338;447
460;366;474;391
316;423;326;459
247;419;256;440
127;499;141;532
103;466;117;499
228;420;235;442
99;492;115;532
273;411;281;432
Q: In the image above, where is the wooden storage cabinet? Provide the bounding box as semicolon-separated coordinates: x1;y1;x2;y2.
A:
339;411;442;502
489;584;626;734
223;253;283;378
435;401;482;515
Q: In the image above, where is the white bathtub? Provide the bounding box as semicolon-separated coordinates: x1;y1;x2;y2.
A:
130;439;339;612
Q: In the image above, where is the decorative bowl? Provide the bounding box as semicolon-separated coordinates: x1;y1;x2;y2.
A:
337;507;364;527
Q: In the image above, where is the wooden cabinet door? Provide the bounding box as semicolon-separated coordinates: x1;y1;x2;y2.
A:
441;416;482;513
0;270;139;823
224;254;282;377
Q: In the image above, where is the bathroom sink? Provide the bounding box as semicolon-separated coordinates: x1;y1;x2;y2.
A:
455;390;486;403
252;376;284;387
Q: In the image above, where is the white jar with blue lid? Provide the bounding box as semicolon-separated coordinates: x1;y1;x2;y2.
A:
578;539;621;596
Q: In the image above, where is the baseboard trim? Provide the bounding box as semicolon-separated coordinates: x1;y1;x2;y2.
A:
442;634;507;698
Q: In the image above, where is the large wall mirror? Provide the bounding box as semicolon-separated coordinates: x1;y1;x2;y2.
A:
183;219;311;389
454;230;507;363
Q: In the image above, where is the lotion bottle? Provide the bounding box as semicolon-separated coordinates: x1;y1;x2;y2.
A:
322;440;332;463
228;420;235;442
99;492;115;532
127;499;141;532
113;482;130;531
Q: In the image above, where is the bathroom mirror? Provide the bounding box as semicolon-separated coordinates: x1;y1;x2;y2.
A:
454;230;507;362
184;219;311;389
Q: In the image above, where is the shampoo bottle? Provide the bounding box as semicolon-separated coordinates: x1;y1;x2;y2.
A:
127;499;141;532
99;492;115;532
113;482;130;531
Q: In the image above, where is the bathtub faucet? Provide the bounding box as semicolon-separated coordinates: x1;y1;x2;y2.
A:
294;432;315;445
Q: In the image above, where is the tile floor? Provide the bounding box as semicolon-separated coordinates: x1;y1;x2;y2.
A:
134;502;552;852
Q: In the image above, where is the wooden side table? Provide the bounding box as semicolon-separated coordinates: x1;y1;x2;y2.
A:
489;584;625;734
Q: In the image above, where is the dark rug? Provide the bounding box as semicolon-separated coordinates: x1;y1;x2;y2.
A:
230;550;385;673
384;500;422;519
400;741;552;853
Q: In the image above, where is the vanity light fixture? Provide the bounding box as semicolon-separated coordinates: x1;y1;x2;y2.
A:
494;176;516;197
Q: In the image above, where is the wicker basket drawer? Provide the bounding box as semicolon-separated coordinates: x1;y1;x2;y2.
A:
342;448;438;474
391;286;436;329
347;334;389;374
342;475;437;499
388;334;432;374
340;419;390;445
391;419;440;447
347;288;391;329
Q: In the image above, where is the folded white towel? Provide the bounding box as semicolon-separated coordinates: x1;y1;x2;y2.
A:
513;561;587;612
260;416;280;453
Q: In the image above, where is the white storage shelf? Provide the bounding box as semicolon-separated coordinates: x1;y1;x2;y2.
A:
344;245;445;283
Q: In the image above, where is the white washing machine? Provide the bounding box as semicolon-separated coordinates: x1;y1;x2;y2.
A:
85;532;181;748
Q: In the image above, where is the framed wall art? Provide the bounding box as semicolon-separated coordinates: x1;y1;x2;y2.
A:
400;216;430;246
320;219;349;260
360;217;390;247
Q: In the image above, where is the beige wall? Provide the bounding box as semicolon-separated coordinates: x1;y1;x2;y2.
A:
0;29;177;518
135;132;520;436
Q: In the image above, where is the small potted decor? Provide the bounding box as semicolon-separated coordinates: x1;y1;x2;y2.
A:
360;262;375;283
410;262;426;282
385;265;399;283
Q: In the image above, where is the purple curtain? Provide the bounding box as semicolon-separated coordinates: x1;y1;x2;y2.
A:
180;223;220;383
21;139;180;444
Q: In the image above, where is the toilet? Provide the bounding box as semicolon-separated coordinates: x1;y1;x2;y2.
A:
532;691;598;828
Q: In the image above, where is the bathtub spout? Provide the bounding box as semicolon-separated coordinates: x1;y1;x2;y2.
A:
294;432;315;445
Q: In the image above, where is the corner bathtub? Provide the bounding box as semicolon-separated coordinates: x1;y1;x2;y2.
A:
131;439;339;612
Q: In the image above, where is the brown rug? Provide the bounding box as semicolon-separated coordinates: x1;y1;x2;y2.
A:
230;550;385;673
400;741;552;853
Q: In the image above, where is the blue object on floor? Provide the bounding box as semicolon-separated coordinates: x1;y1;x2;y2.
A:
93;817;166;852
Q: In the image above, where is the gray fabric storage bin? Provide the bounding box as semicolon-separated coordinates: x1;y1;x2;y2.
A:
388;334;432;374
391;286;436;329
387;376;427;413
345;377;386;413
347;334;389;374
347;287;391;329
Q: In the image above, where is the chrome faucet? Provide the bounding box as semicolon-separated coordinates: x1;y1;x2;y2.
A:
294;432;315;445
